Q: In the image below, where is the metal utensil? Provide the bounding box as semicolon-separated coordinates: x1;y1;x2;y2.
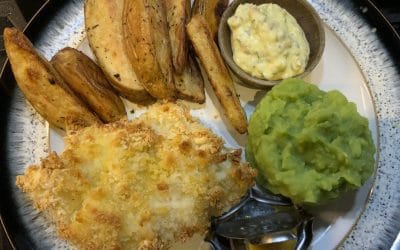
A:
205;186;313;250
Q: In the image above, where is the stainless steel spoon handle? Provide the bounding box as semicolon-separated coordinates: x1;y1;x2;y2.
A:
295;217;314;250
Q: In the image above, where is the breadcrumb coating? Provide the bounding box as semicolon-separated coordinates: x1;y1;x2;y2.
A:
16;102;256;249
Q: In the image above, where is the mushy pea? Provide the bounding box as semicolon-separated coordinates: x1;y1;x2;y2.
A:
246;79;375;204
227;3;310;80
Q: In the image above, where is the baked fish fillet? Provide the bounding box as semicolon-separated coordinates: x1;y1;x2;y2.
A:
16;103;256;249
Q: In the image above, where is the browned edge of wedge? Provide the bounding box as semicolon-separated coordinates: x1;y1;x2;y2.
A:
187;15;247;134
3;28;101;130
123;0;176;100
191;0;229;41
51;47;127;123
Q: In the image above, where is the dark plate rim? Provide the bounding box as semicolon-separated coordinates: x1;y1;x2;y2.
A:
356;0;400;66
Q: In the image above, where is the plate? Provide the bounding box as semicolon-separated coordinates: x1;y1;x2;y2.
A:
0;0;399;249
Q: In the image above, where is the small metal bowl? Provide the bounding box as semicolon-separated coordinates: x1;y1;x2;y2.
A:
218;0;325;89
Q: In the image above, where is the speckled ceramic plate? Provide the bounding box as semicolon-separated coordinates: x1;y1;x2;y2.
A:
0;0;399;249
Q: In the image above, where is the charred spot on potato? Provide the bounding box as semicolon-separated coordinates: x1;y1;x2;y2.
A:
26;68;40;81
225;86;233;96
113;73;121;81
215;2;227;18
48;78;56;85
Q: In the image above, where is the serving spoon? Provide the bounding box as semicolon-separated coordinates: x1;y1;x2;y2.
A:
205;186;314;249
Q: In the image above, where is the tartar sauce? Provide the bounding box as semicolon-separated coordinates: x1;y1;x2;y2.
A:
227;3;310;80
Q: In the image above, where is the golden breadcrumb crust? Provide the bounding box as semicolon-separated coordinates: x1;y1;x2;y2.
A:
16;102;256;249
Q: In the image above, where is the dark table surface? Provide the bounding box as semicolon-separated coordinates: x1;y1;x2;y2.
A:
0;0;399;249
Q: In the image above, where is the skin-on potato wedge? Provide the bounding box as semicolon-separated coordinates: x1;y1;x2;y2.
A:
165;0;205;103
51;48;126;123
191;0;228;41
165;0;188;74
187;15;247;133
3;28;101;130
85;0;154;104
174;54;205;103
123;0;175;100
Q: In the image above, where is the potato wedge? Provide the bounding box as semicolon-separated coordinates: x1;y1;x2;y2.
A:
3;28;101;130
85;0;153;104
165;0;188;74
51;48;126;123
165;0;205;103
123;0;175;100
191;0;228;41
187;15;247;133
174;54;205;103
